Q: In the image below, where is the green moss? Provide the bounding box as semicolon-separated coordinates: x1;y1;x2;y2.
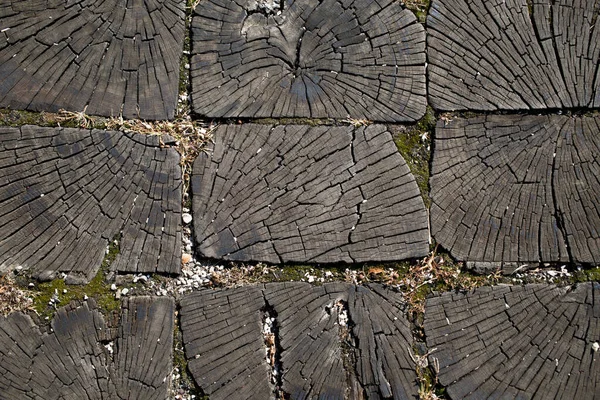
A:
392;106;435;208
526;0;533;15
416;106;437;132
417;362;445;399
404;0;431;24
172;319;208;398
178;56;190;100
0;108;111;130
572;266;600;283
0;109;58;127
31;270;120;320
31;237;121;320
102;235;121;268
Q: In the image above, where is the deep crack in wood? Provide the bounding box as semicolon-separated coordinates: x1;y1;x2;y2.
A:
179;283;419;400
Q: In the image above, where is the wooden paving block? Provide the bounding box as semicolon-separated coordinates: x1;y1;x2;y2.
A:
190;0;426;121
192;124;429;264
264;283;348;398
0;296;174;400
0;126;182;283
430;115;600;266
348;284;418;399
179;286;271;400
113;297;175;400
0;0;185;120
428;0;600;111
179;283;418;399
424;283;600;399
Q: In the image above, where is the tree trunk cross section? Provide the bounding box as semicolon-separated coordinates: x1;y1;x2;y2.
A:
431;115;600;266
192;124;429;264
0;126;182;283
179;282;418;400
0;297;174;399
428;0;600;111
424;283;600;399
190;0;426;121
0;0;186;120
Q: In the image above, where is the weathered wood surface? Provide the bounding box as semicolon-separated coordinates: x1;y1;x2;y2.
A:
180;283;418;399
0;126;182;283
348;284;419;399
424;283;600;399
0;296;174;400
0;0;185;120
428;0;600;111
430;115;600;265
192;124;429;264
265;283;348;398
179;286;272;400
190;0;426;121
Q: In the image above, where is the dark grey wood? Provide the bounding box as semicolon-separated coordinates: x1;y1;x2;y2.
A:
0;0;185;120
179;283;419;399
192;124;429;264
427;0;600;111
424;283;600;399
430;115;600;266
348;284;418;400
179;286;272;400
0;296;174;400
0;126;182;283
190;0;426;121
265;282;348;399
113;297;175;400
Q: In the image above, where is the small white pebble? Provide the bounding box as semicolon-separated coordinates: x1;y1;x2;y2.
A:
182;213;192;224
110;283;117;291
593;342;599;352
63;289;67;294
